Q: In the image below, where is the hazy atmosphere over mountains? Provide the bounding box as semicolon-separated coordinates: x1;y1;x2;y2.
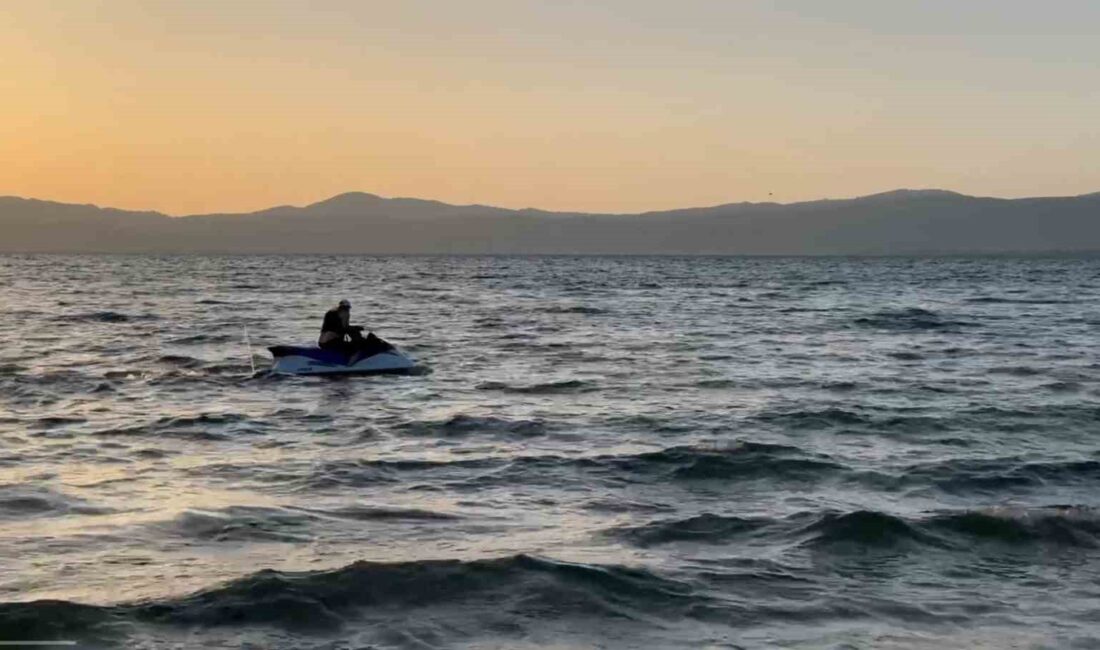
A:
2;190;1099;255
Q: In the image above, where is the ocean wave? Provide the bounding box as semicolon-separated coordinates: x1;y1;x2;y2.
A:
966;296;1079;304
0;363;23;376
103;370;143;380
800;506;1100;551
751;404;1100;438
91;381;116;393
306;444;836;493
987;365;1044;376
137;364;258;385
0;555;704;639
1042;381;1082;392
291;504;462;522
28;415;87;429
0;600;124;646
853;307;975;331
597;442;842;483
972;404;1100;419
396;414;549;438
289;461;406;490
901;456;1100;493
166;333;237;344
0;485;114;519
755;407;869;429
877;414;952;433
208;554;696;625
62;311;160;324
473;316;505;329
476;379;596;395
276;443;844;493
91;412;255;441
887;350;925;360
608;513;774;547
200;362;257;376
186;456;497;491
155;354;204;368
694;378;738;389
942;404;1100;440
601;443;838;484
607;510;929;550
597;413;696;434
540;305;609;315
156;506;314;543
611;506;1100;552
796;510;948;549
927;506;1100;547
290;456;502;491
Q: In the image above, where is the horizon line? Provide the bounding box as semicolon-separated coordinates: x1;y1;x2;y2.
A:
3;187;1099;219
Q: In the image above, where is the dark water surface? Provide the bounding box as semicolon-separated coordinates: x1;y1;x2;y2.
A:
2;254;1100;649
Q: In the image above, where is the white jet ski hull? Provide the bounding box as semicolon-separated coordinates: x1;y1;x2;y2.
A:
268;345;417;376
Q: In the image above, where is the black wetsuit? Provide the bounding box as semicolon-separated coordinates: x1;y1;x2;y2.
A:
319;309;363;352
319;309;392;358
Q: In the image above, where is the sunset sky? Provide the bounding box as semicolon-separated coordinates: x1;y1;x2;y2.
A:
2;0;1098;215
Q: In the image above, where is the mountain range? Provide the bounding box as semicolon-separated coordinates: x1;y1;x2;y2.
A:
2;189;1099;255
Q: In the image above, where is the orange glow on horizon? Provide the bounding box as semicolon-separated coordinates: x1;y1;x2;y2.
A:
2;1;1098;215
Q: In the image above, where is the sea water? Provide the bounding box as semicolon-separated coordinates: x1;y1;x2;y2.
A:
1;254;1099;648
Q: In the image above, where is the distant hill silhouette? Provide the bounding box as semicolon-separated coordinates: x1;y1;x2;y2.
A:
2;189;1099;255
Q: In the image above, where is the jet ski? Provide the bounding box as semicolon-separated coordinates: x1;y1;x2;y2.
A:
268;336;416;376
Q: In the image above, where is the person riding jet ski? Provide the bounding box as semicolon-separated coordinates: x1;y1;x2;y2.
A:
319;299;392;359
266;300;414;375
